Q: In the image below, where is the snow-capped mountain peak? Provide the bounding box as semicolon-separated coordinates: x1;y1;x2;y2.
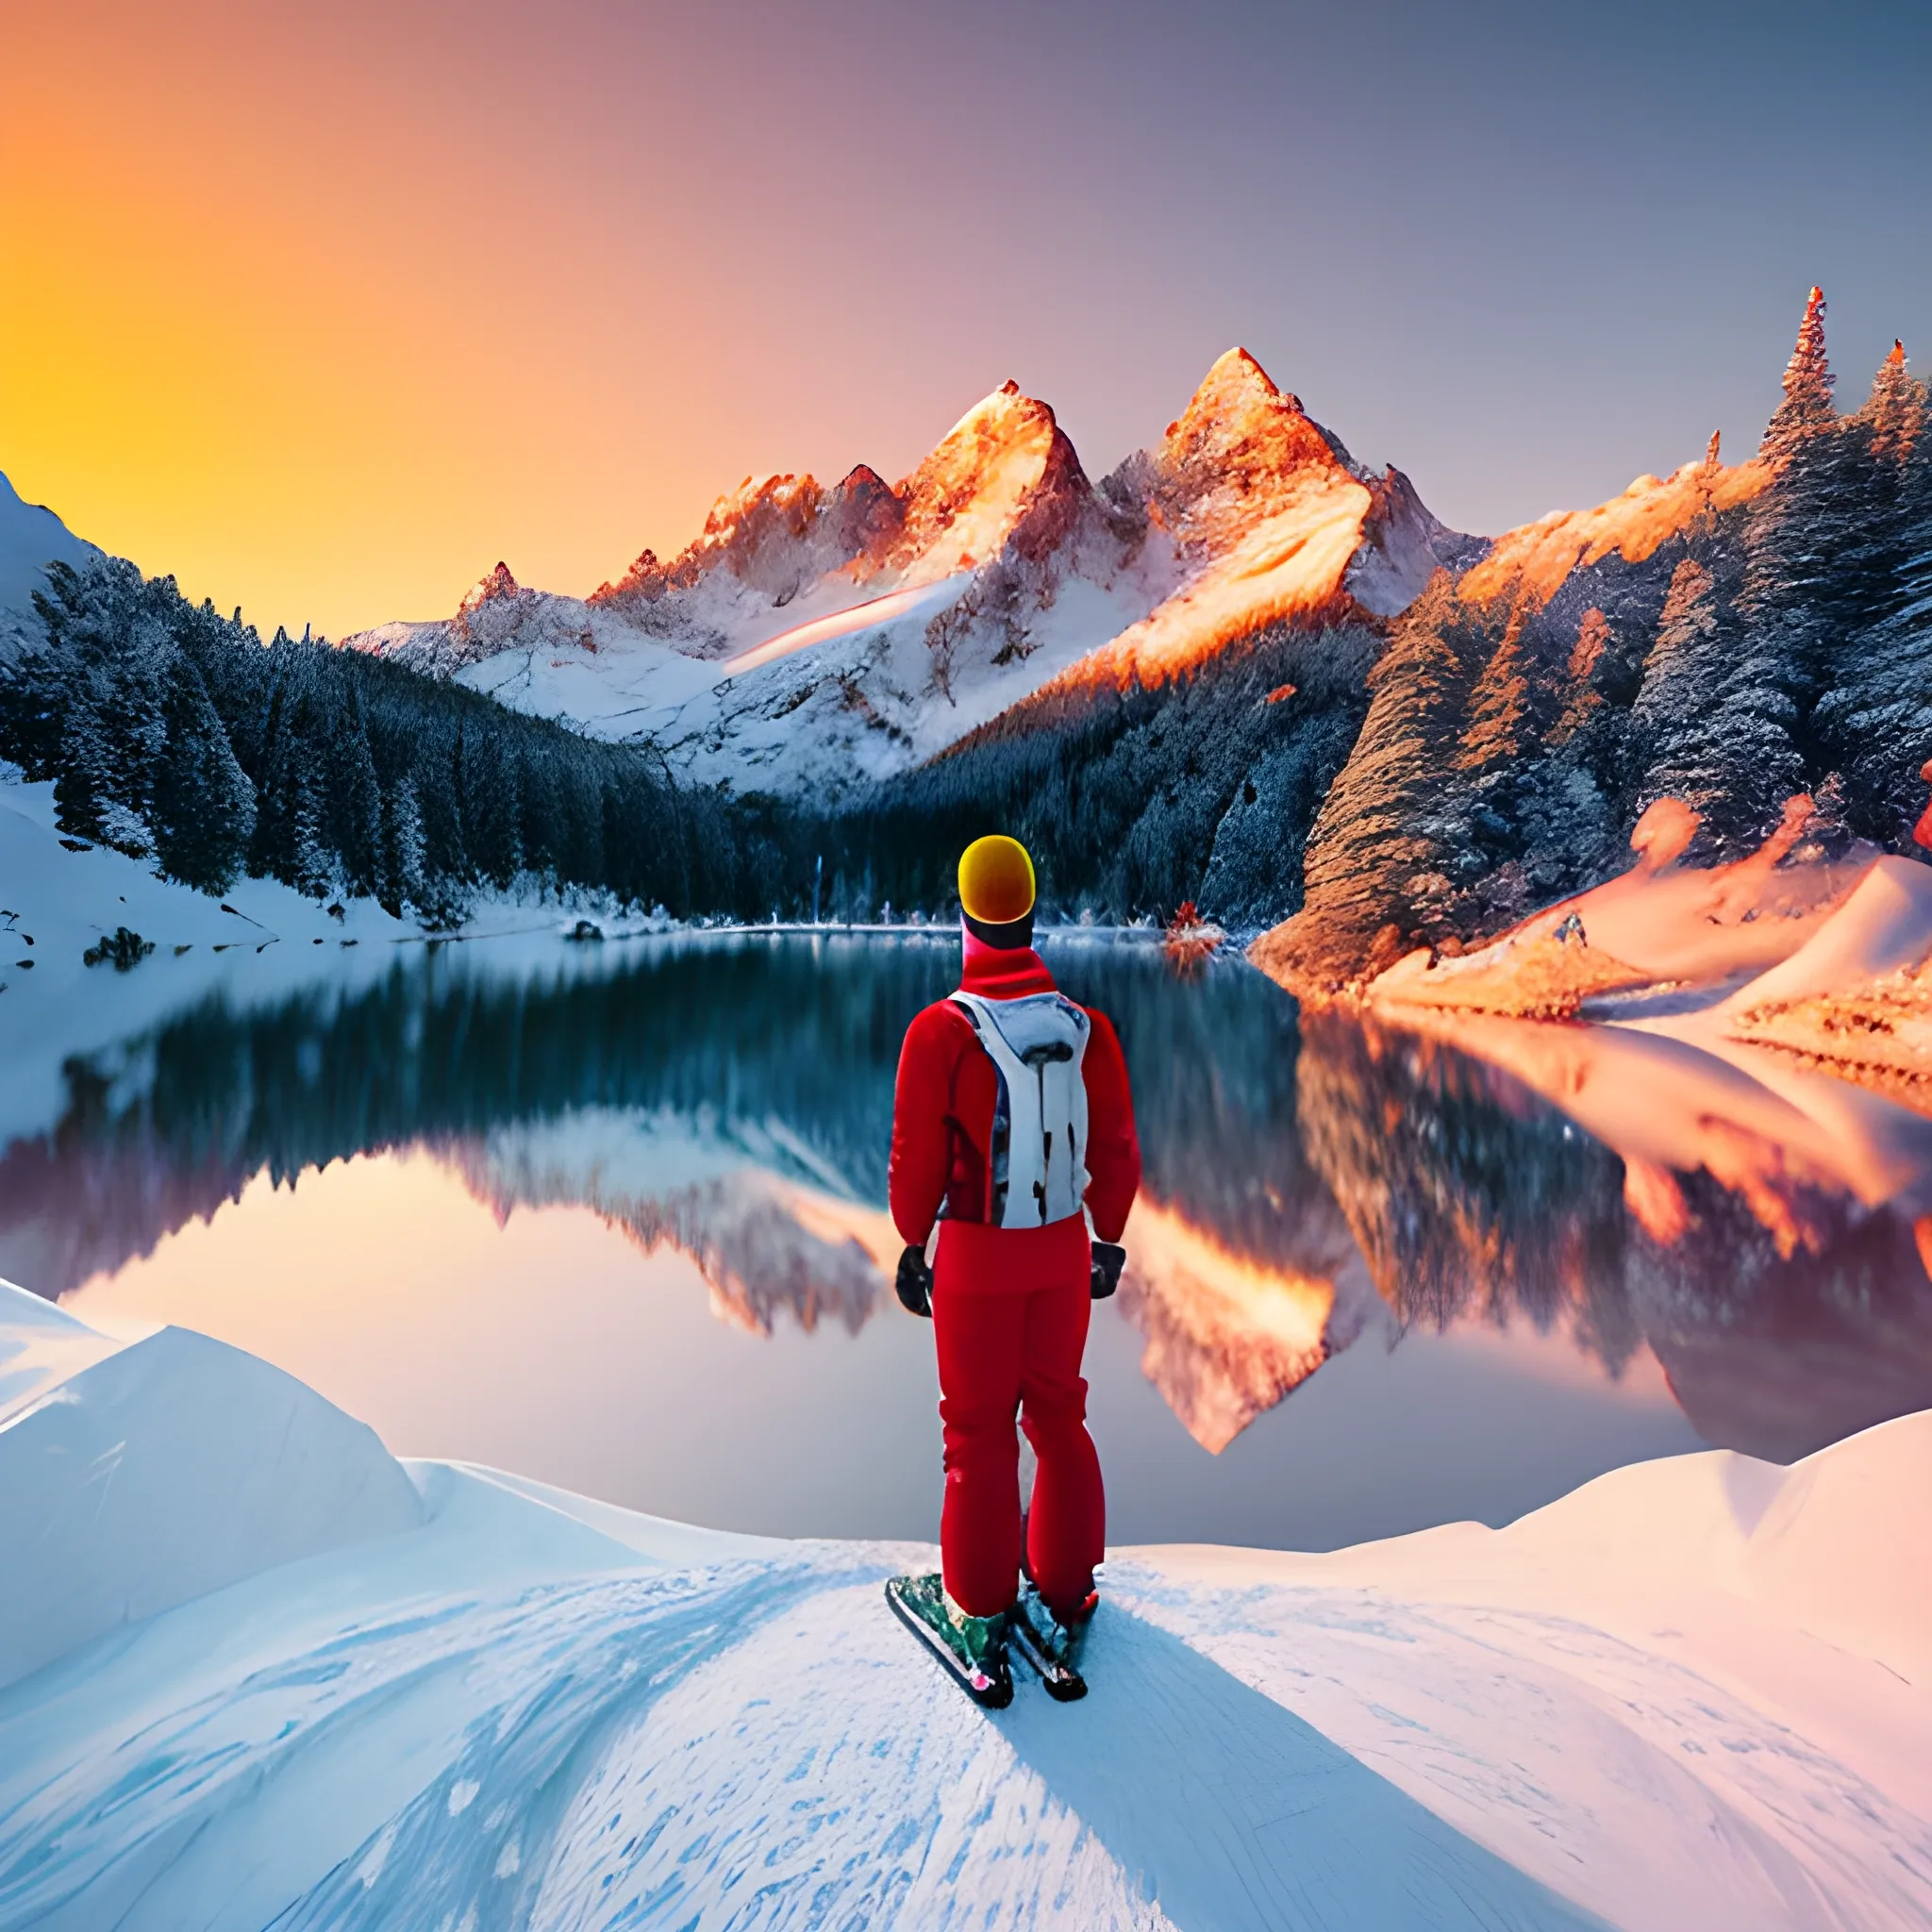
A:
342;356;1474;795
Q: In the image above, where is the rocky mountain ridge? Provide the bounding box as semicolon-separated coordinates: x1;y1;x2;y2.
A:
343;351;1474;797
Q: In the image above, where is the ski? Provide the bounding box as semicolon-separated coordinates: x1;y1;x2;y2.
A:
1006;1608;1088;1702
885;1575;1013;1710
1006;1587;1093;1701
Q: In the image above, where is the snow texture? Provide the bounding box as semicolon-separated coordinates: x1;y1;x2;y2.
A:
1;1276;1925;1930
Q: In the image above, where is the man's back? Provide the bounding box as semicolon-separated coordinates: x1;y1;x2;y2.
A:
881;835;1141;1709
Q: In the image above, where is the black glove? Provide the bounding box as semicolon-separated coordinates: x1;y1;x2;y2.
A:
1091;1242;1126;1300
895;1244;934;1317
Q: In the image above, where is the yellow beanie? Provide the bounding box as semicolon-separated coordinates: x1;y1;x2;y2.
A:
958;835;1037;924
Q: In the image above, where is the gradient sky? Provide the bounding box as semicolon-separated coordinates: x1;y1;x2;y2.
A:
4;0;1928;640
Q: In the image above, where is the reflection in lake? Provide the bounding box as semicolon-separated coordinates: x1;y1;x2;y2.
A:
4;932;1931;1541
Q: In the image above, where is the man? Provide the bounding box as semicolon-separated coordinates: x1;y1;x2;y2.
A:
884;835;1141;1706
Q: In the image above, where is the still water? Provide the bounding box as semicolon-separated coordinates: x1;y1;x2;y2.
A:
6;931;1931;1549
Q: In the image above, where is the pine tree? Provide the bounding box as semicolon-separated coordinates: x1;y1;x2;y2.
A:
152;652;256;891
1810;346;1932;842
414;727;469;884
52;692;114;842
248;679;301;882
1867;341;1926;466
378;774;427;916
1457;601;1536;774
1284;573;1485;976
459;724;523;891
326;686;384;896
1633;551;1806;851
291;762;334;899
1760;285;1835;458
1545;607;1611;749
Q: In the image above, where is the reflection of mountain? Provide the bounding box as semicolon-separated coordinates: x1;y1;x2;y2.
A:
436;1108;898;1336
1116;1193;1385;1453
0;941;1346;1419
1294;1008;1932;1460
8;936;1928;1462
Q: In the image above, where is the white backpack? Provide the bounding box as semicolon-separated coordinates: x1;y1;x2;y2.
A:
949;990;1091;1228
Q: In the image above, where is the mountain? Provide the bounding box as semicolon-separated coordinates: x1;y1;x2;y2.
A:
1257;291;1932;987
0;470;98;655
10;288;1926;946
344;352;1473;799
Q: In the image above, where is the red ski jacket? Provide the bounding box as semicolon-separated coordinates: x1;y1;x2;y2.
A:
889;935;1141;1261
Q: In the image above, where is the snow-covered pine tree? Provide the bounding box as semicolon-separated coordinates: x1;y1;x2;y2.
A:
1624;292;1875;856
290;757;334;900
1760;285;1836;458
1811;344;1932;842
1282;572;1485;979
459;724;523;891
51;691;115;844
377;773;427;917
325;685;384;898
1456;600;1537;776
1628;550;1805;850
152;651;256;891
247;674;301;883
414;726;469;884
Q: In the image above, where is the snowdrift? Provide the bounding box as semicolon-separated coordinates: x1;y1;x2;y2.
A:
1711;858;1932;1090
0;1280;1926;1929
0;1283;424;1693
1722;855;1932;1015
1348;796;1881;1023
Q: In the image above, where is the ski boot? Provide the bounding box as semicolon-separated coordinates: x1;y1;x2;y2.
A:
885;1574;1013;1709
1008;1584;1096;1701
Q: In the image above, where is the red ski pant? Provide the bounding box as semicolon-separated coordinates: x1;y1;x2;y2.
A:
931;1220;1105;1620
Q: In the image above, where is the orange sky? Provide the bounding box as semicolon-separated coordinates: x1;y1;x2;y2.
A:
5;0;1928;640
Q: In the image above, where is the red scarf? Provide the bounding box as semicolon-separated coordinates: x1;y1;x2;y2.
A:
959;926;1056;1000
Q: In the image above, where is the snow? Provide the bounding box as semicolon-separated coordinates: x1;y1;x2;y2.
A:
1458;453;1771;607
342;355;1466;798
1081;465;1374;689
0;471;97;650
0;1279;1925;1929
0;1294;423;1694
0;775;419;1141
1719;855;1932;1014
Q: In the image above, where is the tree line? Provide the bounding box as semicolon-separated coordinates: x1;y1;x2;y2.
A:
5;289;1924;953
1274;291;1932;985
0;558;786;922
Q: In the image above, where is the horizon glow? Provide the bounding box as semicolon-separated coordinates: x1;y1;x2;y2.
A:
3;0;1928;640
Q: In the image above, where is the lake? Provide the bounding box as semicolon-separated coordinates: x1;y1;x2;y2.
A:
5;929;1930;1551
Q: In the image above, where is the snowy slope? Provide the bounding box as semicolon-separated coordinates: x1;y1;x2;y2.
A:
1;1277;1925;1930
0;471;96;653
0;774;417;1141
343;355;1471;798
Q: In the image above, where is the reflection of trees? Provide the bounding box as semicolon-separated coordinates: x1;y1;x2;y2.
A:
0;937;1345;1322
1295;1011;1642;1373
1050;946;1347;1278
1295;1009;1932;1460
11;941;1928;1464
1625;1174;1932;1460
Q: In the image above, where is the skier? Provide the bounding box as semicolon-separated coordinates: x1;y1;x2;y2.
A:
884;835;1141;1706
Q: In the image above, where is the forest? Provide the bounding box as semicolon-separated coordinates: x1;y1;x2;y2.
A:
2;296;1926;959
0;559;784;923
